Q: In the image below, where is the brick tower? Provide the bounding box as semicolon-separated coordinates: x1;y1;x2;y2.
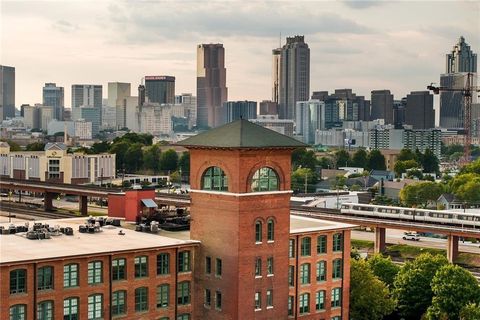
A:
178;119;305;319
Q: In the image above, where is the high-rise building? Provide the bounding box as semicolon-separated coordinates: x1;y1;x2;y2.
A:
393;99;406;129
71;85;102;109
405;91;435;129
175;93;197;129
223;100;257;124
72;107;101;136
295;100;325;144
0;65;15;120
108;82;131;129
42;83;64;120
196;44;228;128
39;106;54;131
259;100;278;115
440;37;478;129
272;48;281;103
279;36;310;120
370;90;394;124
144;76;175;104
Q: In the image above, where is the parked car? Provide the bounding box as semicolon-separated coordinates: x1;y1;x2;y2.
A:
403;232;420;241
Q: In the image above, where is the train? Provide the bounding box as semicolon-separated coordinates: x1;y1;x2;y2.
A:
339;203;480;228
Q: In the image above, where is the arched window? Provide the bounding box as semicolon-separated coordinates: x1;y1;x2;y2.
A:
255;221;262;243
267;219;274;241
201;167;228;191
250;167;279;192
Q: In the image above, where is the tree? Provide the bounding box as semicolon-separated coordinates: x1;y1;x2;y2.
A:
178;152;190;175
318;156;334;169
169;171;181;185
292;148;317;171
393;253;449;319
367;254;400;288
397;148;417;161
124;143;143;173
422;148;440;174
367;149;386;171
25;142;45;151
394;159;420;177
426;264;480;320
400;181;444;208
460;158;480;175
291;167;317;193
109;140;130;170
455;179;480;203
160;149;179;172
460;303;480;320
351;148;368;168
143;144;161;173
1;139;21;151
335;149;350;169
350;259;396;320
90;141;109;154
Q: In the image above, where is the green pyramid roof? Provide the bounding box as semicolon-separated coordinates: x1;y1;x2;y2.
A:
177;119;306;149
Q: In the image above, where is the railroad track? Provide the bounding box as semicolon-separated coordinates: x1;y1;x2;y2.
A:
0;202;79;220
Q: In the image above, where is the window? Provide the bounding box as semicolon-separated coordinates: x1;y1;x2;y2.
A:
10;269;26;294
215;291;222;310
135;256;148;278
332;316;341;320
112;291;126;316
112;258;126;281
88;294;103;320
267;219;274;241
157;284;169;308
316;290;325;310
204;289;211;307
37;301;53;320
317;235;327;254
266;290;273;308
288;296;294;316
288;266;295;287
250;167;279;192
316;261;326;282
135;287;148;312
177;314;190;320
205;256;211;274
178;251;191;272
267;257;274;275
255;221;262;243
289;239;295;258
10;304;26;320
37;266;54;291
64;297;79;320
254;292;261;310
301;237;311;256
177;281;191;305
157;253;170;275
300;263;310;285
255;258;262;277
299;293;310;314
87;261;102;284
332;259;343;279
64;264;78;288
216;258;222;277
202;167;228;191
333;233;343;252
331;288;342;308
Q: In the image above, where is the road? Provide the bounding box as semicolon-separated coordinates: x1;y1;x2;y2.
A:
352;229;480;254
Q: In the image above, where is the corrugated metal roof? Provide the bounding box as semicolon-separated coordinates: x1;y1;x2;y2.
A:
141;199;158;208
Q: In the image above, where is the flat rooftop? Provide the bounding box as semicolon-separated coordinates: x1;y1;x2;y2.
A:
0;218;199;265
290;215;356;234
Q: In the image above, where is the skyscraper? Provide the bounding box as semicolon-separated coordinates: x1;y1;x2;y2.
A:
440;37;478;129
272;48;281;103
370;90;394;124
196;44;228;128
43;83;64;120
279;36;310;120
223;100;257;124
295;99;325;144
405;91;435;129
108;82;131;129
0;65;15;120
144;76;175;104
71;85;103;136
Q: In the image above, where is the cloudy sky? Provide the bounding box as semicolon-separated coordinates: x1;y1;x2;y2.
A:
1;0;479;108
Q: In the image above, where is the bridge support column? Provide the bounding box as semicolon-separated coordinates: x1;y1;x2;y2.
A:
447;235;459;263
374;227;386;254
79;196;88;216
44;192;54;212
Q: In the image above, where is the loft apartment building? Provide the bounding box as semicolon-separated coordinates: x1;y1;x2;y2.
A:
1;120;354;320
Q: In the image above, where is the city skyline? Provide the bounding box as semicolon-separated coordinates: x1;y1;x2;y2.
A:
1;1;478;109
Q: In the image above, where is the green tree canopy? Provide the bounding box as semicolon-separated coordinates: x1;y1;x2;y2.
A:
400;181;444;207
292;148;318;171
169;171;181;185
160;149;179;171
351;148;368;168
334;149;351;169
367;254;400;288
394;159;420;177
142;144;162;173
178;152;190;175
393;253;449;319
1;139;21;151
318;156;334;169
109;140;130;170
397;148;417;161
460;158;480;175
124;143;144;172
422;148;440;174
350;259;396;320
426;264;480;320
367;149;386;171
460;303;480;320
291;167;318;193
25;142;45;151
90;141;109;154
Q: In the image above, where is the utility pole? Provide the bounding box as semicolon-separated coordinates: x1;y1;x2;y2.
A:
304;171;308;194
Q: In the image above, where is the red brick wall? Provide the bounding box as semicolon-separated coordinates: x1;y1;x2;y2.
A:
108;193;126;218
108;189;155;221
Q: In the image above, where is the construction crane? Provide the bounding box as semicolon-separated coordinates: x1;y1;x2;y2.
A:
427;72;479;163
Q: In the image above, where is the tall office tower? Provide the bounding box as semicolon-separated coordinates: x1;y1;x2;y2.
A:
440;37;478;129
175;93;197;129
23;105;39;129
272;48;281;103
223;100;257;124
259;100;278;115
71;85;103;109
197;43;228;128
311;91;329;101
108;82;131;129
295;100;326;144
393;98;406;129
39;105;54;131
42;83;64;120
370;90;394;124
333;89;370;121
405;91;435;129
279;36;310;120
0;65;15;120
144;76;175;104
138;85;146;108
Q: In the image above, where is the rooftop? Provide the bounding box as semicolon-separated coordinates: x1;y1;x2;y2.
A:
290;215;356;234
176;119;306;149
